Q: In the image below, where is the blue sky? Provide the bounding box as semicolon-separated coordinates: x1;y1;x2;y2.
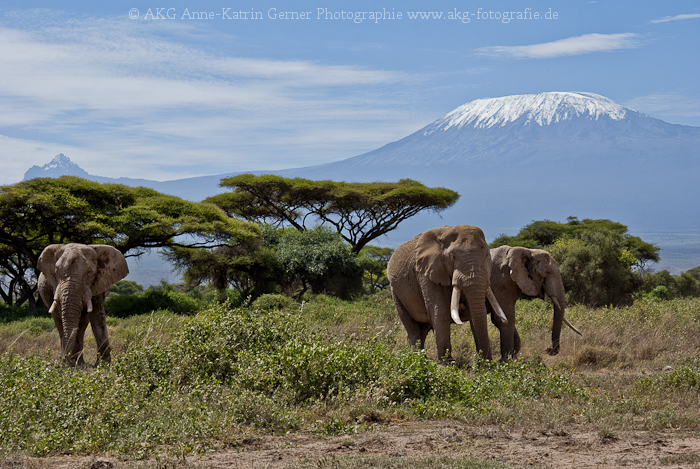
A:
1;0;699;185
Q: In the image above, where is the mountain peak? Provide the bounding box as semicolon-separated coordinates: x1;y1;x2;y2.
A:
46;153;75;169
23;153;90;181
425;92;631;133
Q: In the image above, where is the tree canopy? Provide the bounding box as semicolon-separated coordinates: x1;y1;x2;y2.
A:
207;174;459;253
490;217;660;271
166;224;364;299
491;217;662;307
0;176;259;307
548;232;641;307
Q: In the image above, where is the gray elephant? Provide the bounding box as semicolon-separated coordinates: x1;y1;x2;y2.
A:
487;245;581;360
387;225;507;362
37;243;129;366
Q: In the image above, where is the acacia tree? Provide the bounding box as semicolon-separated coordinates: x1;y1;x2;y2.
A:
207;174;460;253
491;217;661;307
0;176;259;307
490;217;660;269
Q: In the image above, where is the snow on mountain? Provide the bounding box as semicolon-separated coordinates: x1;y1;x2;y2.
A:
24;153;90;180
424;92;629;132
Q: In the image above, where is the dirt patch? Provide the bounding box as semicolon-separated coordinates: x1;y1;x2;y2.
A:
8;420;700;469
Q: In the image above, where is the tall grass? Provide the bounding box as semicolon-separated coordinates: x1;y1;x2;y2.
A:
0;294;699;458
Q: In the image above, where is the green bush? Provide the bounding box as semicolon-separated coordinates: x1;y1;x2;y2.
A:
0;302;46;323
639;354;700;391
275;226;364;299
649;285;672;301
107;280;144;297
252;293;294;311
643;270;700;299
548;231;641;307
104;284;200;318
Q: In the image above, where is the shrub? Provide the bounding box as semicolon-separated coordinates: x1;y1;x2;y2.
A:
0;302;45;323
275;226;363;299
649;285;672;301
252;293;294;311
643;270;700;299
105;284;200;318
107;280;144;297
0;301;585;457
548;231;641;307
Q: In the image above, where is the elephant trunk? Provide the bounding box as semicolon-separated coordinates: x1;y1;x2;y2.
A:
452;265;505;361
54;278;92;363
547;294;564;355
465;289;491;360
545;274;580;355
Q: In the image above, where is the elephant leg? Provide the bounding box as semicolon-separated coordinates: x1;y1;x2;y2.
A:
89;296;111;365
489;312;509;362
513;327;521;358
491;305;517;361
499;322;517;361
433;318;453;362
418;323;432;350
51;312;65;354
393;292;423;348
69;313;90;367
419;284;454;362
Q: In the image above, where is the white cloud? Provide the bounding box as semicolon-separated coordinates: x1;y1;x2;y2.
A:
624;93;700;118
651;13;700;24
475;33;643;59
0;16;427;184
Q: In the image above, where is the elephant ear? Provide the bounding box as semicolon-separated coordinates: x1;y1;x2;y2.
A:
506;247;540;297
90;245;129;296
415;226;455;286
37;244;65;288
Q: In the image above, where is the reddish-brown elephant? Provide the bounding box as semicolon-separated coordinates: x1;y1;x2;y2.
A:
37;243;128;366
488;245;581;360
387;225;507;362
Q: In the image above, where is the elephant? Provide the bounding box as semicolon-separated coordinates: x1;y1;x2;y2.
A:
387;225;508;362
487;245;581;360
37;243;128;366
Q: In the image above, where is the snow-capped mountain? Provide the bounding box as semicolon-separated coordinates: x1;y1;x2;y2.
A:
23;153;182;194
426;92;629;131
23;153;91;180
306;91;699;170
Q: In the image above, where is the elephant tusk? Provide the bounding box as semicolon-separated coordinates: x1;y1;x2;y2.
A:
450;285;463;325
86;298;93;313
487;287;508;325
564;317;583;336
49;301;57;314
552;296;561;311
551;297;582;336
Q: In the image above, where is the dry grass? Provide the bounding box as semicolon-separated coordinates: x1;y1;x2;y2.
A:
0;311;187;365
515;298;700;371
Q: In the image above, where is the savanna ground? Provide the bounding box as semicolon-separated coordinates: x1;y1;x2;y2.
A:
2;292;700;468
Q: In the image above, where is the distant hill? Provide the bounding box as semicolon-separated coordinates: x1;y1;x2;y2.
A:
24;92;700;277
